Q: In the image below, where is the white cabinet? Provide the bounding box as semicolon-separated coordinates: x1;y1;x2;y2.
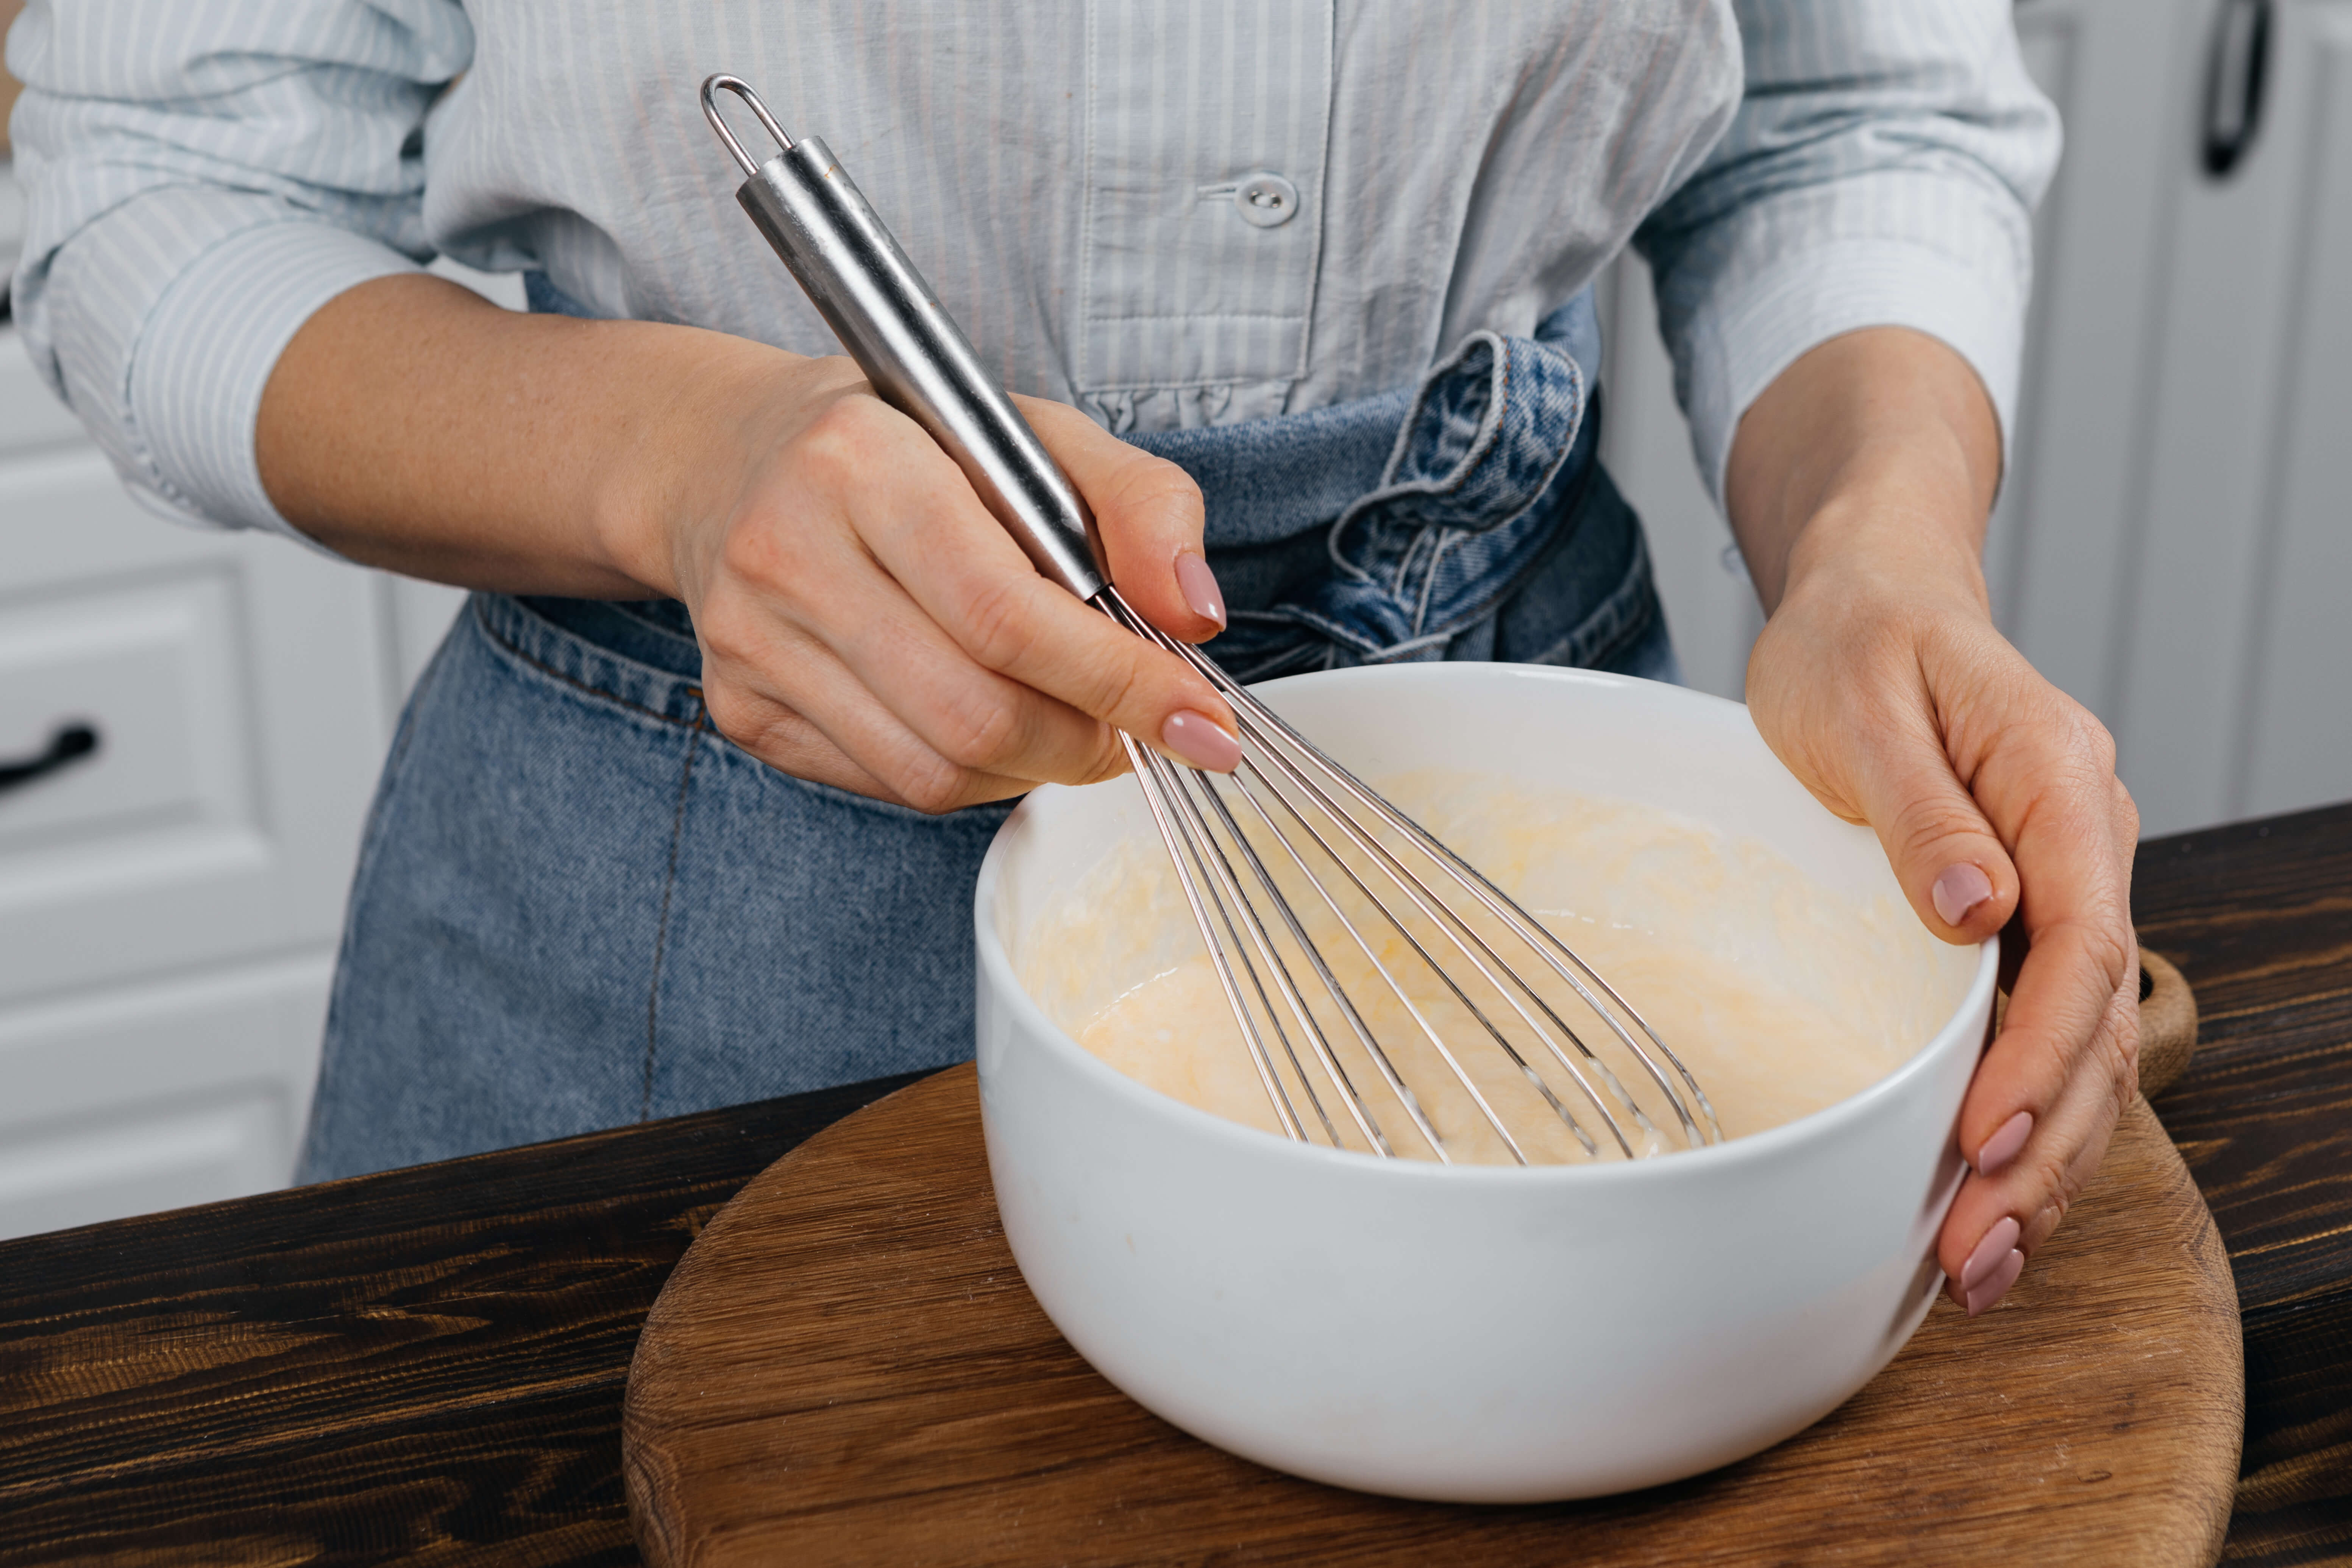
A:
0;422;387;1238
0;265;474;1240
1608;0;2352;836
0;451;390;1002
0;956;335;1239
2113;0;2352;830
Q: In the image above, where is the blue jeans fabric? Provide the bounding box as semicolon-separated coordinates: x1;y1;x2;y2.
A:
297;287;1678;1181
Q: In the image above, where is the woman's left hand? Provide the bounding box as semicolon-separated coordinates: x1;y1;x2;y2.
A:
1727;328;2142;1316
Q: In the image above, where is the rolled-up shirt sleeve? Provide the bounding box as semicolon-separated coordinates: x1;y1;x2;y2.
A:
6;0;471;540
1635;0;2060;508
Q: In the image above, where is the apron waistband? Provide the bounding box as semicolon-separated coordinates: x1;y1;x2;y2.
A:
519;273;1605;681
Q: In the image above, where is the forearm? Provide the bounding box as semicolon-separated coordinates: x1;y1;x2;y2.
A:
1727;325;2139;1312
1721;327;2003;616
255;273;793;598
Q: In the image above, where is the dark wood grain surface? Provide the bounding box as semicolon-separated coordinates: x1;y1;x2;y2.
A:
0;1071;931;1565
0;802;2347;1566
2137;805;2352;1566
624;1069;2240;1568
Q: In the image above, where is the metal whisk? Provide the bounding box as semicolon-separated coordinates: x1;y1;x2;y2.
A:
702;77;1721;1163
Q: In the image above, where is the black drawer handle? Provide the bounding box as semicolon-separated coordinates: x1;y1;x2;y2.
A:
2202;0;2272;179
0;722;101;795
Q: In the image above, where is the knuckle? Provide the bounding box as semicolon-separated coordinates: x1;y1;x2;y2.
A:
1103;454;1204;527
702;684;791;761
1072;725;1133;786
701;682;757;743
2023;1148;2086;1226
794;396;886;488
933;693;1024;773
2077;918;2136;997
2025;1025;2078;1100
2103;1006;2143;1103
1091;650;1150;726
959;573;1046;673
893;757;975;816
1894;804;1987;869
693;593;771;680
2071;706;2120;774
717;519;793;591
2038;694;2119;784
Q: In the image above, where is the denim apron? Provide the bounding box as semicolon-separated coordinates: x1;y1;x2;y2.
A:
296;287;1677;1181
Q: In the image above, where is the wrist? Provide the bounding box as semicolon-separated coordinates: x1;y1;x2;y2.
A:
1727;328;2002;614
585;326;806;602
1777;473;1991;622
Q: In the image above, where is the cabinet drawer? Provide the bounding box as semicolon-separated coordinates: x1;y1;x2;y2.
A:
0;572;248;859
0;450;394;1005
0;954;329;1241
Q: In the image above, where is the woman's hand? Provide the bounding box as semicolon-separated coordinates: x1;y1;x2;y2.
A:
1727;328;2141;1316
259;274;1238;812
639;355;1237;811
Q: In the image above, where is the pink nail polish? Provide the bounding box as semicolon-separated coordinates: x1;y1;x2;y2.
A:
1174;551;1227;629
1957;1215;2021;1291
1162;710;1241;772
1964;1248;2025;1317
1976;1110;2033;1175
1932;863;1994;926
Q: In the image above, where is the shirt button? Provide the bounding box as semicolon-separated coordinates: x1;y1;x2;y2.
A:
1233;172;1301;228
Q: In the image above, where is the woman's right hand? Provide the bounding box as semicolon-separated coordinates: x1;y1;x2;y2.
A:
259;275;1239;813
645;353;1239;811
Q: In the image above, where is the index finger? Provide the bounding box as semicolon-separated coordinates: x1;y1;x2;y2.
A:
826;396;1242;768
1016;395;1226;644
1950;697;2139;1174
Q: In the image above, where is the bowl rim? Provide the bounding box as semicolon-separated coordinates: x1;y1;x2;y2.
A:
973;664;2001;1187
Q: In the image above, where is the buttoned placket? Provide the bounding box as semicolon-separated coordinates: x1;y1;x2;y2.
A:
1074;0;1334;412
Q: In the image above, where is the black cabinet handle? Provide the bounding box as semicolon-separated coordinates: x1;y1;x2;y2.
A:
0;722;101;795
2203;0;2273;178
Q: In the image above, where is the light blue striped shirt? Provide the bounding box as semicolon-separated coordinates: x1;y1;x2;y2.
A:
5;1;2055;545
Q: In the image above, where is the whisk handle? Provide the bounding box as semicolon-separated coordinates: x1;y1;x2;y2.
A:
703;76;1110;601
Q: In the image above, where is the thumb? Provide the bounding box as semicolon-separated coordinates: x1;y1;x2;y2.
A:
1014;394;1226;644
1849;718;2020;945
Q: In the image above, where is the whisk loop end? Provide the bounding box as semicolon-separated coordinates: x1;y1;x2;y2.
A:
1098;587;1724;1166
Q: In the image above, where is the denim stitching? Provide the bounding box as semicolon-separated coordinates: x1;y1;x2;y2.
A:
1527;522;1659;671
640;703;707;1121
1326;333;1518;586
474;597;698;728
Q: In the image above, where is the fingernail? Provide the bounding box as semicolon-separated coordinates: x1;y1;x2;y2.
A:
1964;1247;2025;1317
1174;551;1226;629
1976;1110;2033;1175
1957;1215;2022;1290
1162;710;1241;772
1932;863;1995;926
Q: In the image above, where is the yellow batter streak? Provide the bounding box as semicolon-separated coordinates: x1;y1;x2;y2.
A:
1018;770;1970;1164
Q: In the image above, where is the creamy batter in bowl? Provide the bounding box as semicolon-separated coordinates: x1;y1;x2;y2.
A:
974;664;1998;1502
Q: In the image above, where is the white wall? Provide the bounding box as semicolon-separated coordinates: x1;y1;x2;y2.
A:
1600;0;2352;838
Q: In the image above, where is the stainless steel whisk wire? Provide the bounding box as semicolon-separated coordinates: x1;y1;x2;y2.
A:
702;76;1724;1164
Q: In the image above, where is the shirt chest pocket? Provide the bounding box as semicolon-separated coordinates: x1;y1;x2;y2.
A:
1075;0;1333;396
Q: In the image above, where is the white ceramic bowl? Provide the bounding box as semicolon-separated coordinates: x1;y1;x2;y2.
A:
973;665;1996;1502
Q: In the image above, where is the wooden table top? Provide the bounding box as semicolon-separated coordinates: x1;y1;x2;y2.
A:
3;801;2348;1566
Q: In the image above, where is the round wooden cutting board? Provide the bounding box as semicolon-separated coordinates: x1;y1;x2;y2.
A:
624;966;2238;1568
